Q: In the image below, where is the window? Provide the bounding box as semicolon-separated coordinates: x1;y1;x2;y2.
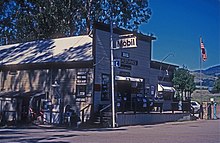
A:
163;91;174;100
76;85;86;98
101;74;110;101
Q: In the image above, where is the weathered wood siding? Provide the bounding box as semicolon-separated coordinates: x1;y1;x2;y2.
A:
94;28;152;111
0;68;93;112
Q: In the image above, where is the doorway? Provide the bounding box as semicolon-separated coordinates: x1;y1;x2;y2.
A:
116;81;132;111
21;98;30;123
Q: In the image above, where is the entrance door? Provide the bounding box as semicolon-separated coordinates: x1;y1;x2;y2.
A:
116;81;131;111
21;98;30;123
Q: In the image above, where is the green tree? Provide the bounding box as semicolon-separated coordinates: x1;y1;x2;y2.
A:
212;77;220;93
172;68;196;98
185;74;196;95
0;0;152;44
0;0;83;43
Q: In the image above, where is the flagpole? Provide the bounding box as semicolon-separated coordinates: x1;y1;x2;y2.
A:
199;37;202;104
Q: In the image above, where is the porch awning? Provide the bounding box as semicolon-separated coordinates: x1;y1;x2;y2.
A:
115;76;143;82
158;84;175;92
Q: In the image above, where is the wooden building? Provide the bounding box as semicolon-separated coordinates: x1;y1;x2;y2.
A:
0;23;178;125
0;35;93;124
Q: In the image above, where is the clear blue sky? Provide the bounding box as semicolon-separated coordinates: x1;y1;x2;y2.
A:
140;0;220;70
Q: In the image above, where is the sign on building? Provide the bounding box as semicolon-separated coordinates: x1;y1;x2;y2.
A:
113;59;121;67
121;58;138;66
116;36;137;49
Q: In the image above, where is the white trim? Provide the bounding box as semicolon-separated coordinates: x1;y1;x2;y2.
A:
158;84;175;92
115;76;143;82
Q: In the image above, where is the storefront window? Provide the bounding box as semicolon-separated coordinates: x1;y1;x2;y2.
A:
131;82;144;94
101;74;110;101
163;91;174;100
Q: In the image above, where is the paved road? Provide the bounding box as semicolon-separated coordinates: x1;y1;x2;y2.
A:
0;120;219;143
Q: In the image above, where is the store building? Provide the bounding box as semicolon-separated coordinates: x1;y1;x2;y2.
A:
0;23;180;125
93;23;156;113
150;60;178;111
0;35;94;124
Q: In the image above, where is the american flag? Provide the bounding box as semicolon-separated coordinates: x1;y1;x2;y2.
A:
200;38;207;61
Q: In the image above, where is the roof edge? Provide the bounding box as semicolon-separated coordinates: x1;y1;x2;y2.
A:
93;22;156;42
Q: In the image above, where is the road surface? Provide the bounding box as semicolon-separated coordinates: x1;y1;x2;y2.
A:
0;120;219;143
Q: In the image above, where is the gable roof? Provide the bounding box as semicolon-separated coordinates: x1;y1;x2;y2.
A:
0;35;92;66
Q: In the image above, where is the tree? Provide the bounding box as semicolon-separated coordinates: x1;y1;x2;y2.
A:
212;77;220;93
0;0;152;44
1;0;84;43
185;74;196;95
172;68;196;98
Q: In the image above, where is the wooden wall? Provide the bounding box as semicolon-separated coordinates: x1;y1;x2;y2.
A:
0;67;93;114
93;27;153;112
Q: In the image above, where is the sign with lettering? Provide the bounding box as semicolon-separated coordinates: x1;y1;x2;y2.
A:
113;59;121;67
121;52;130;58
119;71;130;76
121;58;138;66
120;64;132;70
116;37;137;49
76;71;87;83
76;98;86;102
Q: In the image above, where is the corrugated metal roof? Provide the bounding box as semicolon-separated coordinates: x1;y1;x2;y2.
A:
0;35;92;65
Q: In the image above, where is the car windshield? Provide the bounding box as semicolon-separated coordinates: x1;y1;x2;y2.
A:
191;102;197;106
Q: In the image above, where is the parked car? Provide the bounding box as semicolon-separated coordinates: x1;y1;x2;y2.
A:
191;101;200;114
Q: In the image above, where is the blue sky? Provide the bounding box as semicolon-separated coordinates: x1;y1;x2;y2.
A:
140;0;220;70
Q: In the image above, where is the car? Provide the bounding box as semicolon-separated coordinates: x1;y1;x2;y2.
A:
191;101;200;114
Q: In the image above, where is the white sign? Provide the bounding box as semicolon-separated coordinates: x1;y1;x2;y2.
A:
116;37;137;49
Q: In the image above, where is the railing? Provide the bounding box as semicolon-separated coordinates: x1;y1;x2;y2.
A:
80;104;92;123
99;104;111;125
171;101;191;114
100;104;111;113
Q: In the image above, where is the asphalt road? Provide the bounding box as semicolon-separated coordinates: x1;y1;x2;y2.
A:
0;120;219;143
